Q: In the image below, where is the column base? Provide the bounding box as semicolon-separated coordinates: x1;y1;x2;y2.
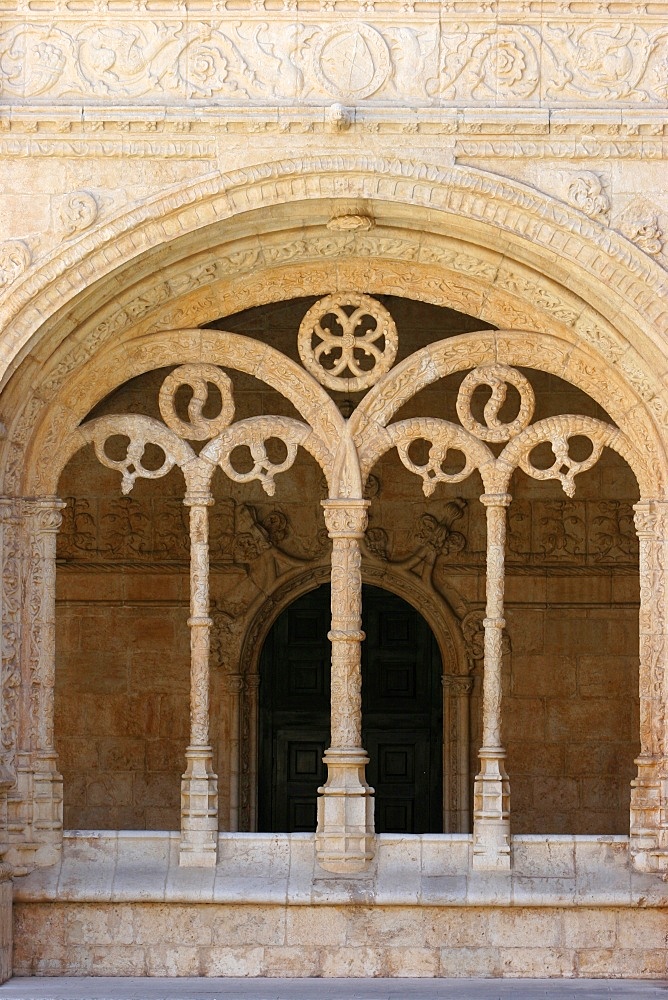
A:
316;748;375;874
472;747;510;871
4;756;62;871
630;755;668;873
180;747;218;868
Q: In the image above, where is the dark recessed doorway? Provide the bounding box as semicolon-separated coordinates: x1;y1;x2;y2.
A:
258;584;443;834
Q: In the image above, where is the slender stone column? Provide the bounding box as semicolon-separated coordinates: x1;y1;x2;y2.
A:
472;492;511;871
316;499;374;873
180;491;218;867
443;674;473;833
223;673;244;833
630;500;668;873
21;498;66;868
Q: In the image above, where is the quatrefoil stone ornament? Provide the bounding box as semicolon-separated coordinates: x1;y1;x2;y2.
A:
297;292;398;392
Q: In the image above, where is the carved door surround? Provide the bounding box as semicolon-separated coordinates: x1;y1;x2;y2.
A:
10;292;663;875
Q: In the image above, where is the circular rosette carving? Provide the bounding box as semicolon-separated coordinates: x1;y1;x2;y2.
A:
298;292;398;392
502;415;616;498
82;415;195;495
159;363;234;441
389;418;487;498
203;416;310;497
313;24;390;101
456;364;535;443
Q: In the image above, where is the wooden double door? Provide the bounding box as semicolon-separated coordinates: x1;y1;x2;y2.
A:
258;584;443;834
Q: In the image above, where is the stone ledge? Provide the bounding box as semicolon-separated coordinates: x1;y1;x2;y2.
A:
12;832;668;908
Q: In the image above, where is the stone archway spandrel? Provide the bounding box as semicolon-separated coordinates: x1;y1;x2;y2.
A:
2;157;668;396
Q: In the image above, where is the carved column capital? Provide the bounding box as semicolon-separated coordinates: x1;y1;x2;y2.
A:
222;673;245;695
634;499;668;537
322;499;369;538
23;497;66;534
443;674;474;695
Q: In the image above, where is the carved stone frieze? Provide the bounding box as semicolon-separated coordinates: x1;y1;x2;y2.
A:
2;14;667;110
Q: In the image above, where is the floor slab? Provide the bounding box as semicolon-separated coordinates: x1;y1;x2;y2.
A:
1;980;668;999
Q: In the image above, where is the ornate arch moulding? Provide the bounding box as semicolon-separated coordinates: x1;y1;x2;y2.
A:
1;156;667;386
23;287;662;874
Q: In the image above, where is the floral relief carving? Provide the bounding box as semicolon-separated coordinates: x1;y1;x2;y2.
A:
2;16;667;108
0;240;31;289
590;500;638;561
618;212;664;257
564;172;610;222
537;500;586;559
57;191;98;237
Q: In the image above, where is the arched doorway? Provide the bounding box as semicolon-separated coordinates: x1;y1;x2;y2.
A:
258;583;443;834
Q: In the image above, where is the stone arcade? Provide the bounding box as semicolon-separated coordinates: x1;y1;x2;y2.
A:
1;0;668;982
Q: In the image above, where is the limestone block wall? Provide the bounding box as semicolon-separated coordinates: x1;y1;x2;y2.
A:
12;832;668;978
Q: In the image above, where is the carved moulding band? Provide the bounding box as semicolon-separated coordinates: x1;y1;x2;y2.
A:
298;292;399;393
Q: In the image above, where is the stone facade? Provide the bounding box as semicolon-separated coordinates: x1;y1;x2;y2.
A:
1;0;667;981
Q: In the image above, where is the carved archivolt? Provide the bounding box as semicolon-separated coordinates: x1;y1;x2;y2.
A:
2;158;668;495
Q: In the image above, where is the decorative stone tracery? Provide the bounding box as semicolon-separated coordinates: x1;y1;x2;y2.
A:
10;291;661;875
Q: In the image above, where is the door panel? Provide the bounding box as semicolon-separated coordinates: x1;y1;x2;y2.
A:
258;584;443;833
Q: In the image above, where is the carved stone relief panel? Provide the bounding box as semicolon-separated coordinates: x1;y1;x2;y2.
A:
1;14;667;109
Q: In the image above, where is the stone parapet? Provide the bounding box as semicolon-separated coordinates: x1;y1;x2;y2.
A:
12;836;668;977
13;831;668;909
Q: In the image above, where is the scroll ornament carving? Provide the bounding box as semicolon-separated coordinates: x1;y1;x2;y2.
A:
461;610;512;662
0;240;31;289
619;215;664;257
298;292;398;393
384;363;622;503
57;191;98;237
564;172;610;222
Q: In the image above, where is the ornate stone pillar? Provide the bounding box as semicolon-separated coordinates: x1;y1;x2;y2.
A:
630;500;668;872
316;499;374;873
442;673;473;833
0;499;22;861
180;490;218;867
19;498;65;869
472;492;511;871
